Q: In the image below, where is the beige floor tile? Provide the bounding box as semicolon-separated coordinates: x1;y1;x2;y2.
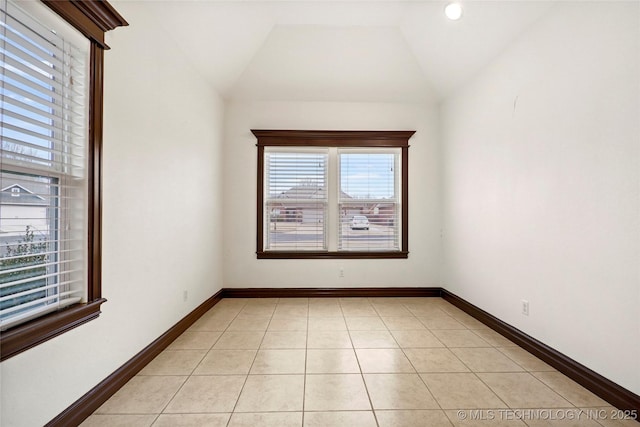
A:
228;412;302;427
340;297;371;303
444;409;527;426
431;330;490;347
203;306;242;317
439;305;469;317
416;310;459;321
450;348;525;372
304;411;378;427
167;331;222;350
152;414;230;427
453;316;489;330
404;348;469;373
260;331;307;348
215;299;249;308
586;407;640;427
246;298;280;304
369;297;404;304
96;376;187;414
308;304;343;317
470;329;516;347
305;374;371;411
227;316;271;331
406;306;450;318
309;298;340;304
250;349;306;374
193;350;256;375
267;317;308;331
520;410;602;427
306;349;361;373
496;347;555;371
477;372;572;408
80;414;157;427
308;316;348;331
376;409;454;427
213;331;264;349
189;314;234;332
273;304;309;317
420;373;507;409
138;350;206;376
373;304;413;316
278;297;309;304
419;316;467;330
88;298;625;427
235;374;304;412
356;348;416;373
164;375;245;413
350;330;399;348
365;373;439;410
531;372;610;407
239;304;276;317
390;330;445;348
307;330;353;348
346;316;388;330
341;305;379;317
382;316;427;330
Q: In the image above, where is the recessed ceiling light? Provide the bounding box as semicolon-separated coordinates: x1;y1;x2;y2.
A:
445;3;463;21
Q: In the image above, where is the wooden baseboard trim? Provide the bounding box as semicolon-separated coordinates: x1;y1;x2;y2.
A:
441;289;640;413
222;287;442;299
45;290;224;427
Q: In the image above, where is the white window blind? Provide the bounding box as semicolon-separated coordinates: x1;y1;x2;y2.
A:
338;150;400;251
0;0;89;330
264;149;328;251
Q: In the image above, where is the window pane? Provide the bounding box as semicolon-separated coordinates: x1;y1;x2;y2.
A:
340;152;395;200
265;150;328;251
266;202;326;251
339;203;399;251
0;0;87;330
339;151;399;251
0;171;58;322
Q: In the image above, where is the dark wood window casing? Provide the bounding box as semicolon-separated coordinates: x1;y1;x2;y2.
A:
254;130;414;259
0;1;128;362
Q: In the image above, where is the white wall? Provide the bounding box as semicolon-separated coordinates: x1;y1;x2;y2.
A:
0;3;225;426
223;100;441;288
441;2;640;394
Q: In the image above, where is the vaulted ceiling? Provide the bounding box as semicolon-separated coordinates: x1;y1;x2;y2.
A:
117;1;556;102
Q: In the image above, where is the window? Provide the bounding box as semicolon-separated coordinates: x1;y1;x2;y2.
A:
254;130;413;259
1;1;89;331
0;0;126;361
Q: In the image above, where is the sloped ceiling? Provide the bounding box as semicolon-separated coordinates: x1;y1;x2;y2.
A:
118;0;556;102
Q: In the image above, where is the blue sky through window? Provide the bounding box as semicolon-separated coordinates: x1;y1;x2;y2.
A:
340;153;395;199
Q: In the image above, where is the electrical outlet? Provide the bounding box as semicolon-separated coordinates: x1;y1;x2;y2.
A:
183;290;188;302
521;300;529;316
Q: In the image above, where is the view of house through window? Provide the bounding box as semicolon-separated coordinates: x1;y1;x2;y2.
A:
0;0;89;330
255;130;412;258
338;151;399;251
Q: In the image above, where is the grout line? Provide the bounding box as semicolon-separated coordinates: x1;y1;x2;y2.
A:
301;297;310;427
393;300;445;414
340;298;380;427
224;300;270;426
153;300;250;419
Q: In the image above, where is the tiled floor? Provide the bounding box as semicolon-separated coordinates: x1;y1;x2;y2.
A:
82;297;636;427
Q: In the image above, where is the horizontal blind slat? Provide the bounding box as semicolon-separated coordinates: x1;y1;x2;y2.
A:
0;295;81;328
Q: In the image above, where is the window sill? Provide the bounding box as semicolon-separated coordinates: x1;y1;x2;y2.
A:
257;251;409;259
0;298;106;362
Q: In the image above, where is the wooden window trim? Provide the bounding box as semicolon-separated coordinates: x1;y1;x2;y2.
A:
254;130;413;259
0;1;127;362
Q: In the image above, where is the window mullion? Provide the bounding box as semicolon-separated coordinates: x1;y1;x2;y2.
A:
327;148;338;252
